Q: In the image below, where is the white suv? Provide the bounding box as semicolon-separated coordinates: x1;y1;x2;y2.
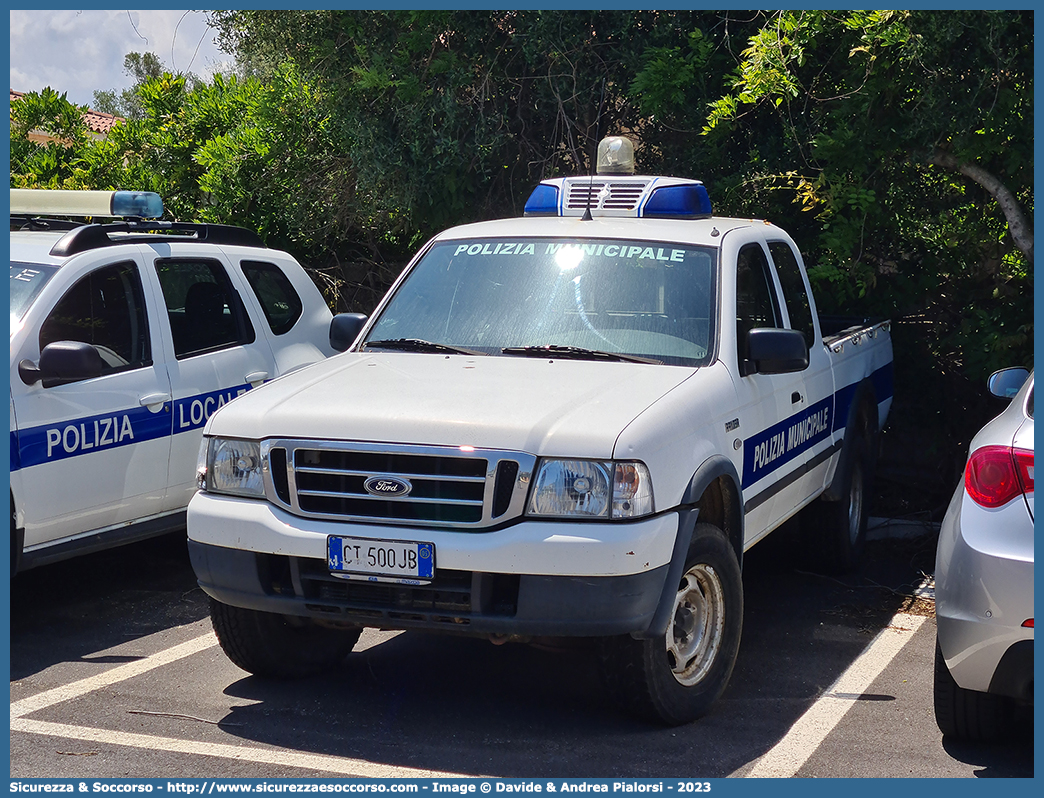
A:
10;189;352;573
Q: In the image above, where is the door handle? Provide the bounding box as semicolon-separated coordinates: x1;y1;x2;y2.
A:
245;371;269;387
791;391;803;404
139;392;171;410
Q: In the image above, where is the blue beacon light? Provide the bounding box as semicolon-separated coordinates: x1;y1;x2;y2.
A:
524;184;559;216
642;184;712;219
110;191;164;218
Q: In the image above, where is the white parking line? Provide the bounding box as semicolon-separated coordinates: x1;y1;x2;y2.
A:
11;632;219;719
745;611;928;778
11;629;476;778
12;718;474;778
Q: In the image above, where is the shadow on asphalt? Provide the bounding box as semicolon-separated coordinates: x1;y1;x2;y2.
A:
203;524;954;778
9;529;209;681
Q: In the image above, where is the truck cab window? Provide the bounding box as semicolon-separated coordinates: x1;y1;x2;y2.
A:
769;241;816;347
736;243;781;363
38;260;150;373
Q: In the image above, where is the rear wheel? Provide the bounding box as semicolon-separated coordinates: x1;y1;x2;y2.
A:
210;599;361;678
933;639;1010;741
599;523;743;725
809;435;869;573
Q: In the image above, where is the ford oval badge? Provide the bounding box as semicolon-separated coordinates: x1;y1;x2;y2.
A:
363;476;412;497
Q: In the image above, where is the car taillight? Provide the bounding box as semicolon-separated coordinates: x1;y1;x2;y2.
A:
965;445;1034;508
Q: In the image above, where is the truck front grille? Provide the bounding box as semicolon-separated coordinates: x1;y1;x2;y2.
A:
261;439;536;529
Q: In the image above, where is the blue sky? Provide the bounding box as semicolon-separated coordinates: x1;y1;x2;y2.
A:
10;10;231;109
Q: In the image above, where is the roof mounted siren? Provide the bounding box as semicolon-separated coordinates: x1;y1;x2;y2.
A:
596;136;636;175
524;135;712;220
10;189;164;219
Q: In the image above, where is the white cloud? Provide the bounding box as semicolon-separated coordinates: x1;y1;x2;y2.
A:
9;9;229;108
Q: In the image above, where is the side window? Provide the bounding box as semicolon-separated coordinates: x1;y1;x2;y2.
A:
39;260;151;374
735;243;781;363
241;260;304;335
769;241;816;347
156;258;255;359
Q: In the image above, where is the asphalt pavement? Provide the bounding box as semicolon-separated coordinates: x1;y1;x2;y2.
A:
8;521;1034;779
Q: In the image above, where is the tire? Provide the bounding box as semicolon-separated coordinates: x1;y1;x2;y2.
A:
599;523;743;725
210;598;361;678
809;435;869;573
933;638;1009;741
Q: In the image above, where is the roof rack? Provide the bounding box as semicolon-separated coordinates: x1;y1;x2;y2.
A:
10;215;86;232
43;220;267;257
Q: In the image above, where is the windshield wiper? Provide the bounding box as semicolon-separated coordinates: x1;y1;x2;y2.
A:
363;338;486;356
501;345;661;365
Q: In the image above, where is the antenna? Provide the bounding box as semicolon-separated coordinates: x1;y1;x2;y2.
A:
582;78;607;222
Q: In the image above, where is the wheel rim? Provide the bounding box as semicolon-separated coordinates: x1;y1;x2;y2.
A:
666;563;726;687
847;460;864;545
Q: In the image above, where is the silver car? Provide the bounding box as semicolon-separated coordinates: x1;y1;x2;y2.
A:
934;367;1034;740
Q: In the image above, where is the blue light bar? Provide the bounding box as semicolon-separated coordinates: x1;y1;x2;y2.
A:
524;184;559;216
642;185;712;218
111;191;164;218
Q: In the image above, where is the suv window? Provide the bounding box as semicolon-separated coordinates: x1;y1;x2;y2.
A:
39;260;151;374
736;243;781;363
156;258;255;359
11;262;59;327
768;241;816;346
241;260;304;335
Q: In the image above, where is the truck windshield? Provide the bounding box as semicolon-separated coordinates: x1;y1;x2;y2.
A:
365;238;717;367
10;262;59;330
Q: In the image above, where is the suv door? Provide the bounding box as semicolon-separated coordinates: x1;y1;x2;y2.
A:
11;257;174;549
150;252;277;512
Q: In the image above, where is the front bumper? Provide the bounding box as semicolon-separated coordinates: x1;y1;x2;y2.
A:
190;539;669;637
935;486;1034;699
187;492;681;637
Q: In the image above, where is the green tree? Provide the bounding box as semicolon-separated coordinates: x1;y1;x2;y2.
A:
632;10;1031;378
9;88;91;189
92;51;203;120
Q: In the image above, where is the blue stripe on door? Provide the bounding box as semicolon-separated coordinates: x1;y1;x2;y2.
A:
11;382;254;472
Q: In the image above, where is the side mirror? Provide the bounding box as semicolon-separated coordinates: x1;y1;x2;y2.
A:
987;367;1030;399
330;313;368;353
20;341;107;388
744;328;809;376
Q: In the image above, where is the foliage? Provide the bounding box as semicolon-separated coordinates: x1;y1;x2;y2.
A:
691;10;1032;380
92;52;203;120
9;88;91;188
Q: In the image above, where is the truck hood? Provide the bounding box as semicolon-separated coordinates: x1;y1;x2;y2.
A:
206;351;696;458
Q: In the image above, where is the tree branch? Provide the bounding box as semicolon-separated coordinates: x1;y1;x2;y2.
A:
929;150;1033;263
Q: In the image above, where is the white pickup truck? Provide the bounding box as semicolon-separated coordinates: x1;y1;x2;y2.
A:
188;138;893;724
9;189;354;574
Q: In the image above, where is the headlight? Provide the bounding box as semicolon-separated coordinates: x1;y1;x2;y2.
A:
203;437;265;498
527;459;654;519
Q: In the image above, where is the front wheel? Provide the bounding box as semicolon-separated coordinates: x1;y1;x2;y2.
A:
210;599;361;678
599;523;743;725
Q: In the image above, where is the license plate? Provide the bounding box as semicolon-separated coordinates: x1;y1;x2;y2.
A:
327;535;435;582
